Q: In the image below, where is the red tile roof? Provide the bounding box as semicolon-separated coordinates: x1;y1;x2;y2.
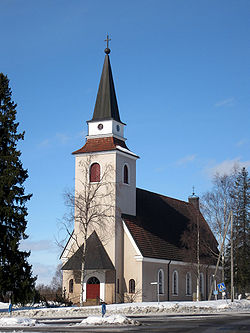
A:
72;137;129;154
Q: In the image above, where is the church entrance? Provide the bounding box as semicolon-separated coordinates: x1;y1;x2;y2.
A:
86;276;100;300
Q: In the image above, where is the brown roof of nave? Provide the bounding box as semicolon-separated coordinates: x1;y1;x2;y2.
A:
72;136;129;155
122;188;218;263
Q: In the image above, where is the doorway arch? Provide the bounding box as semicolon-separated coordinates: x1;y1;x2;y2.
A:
86;276;100;299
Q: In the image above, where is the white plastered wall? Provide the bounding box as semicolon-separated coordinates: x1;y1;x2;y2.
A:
116;151;137;216
88;120;125;138
123;221;142;302
72;148;138;303
74;152;117;266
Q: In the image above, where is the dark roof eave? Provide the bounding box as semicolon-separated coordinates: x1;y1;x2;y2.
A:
86;118;126;126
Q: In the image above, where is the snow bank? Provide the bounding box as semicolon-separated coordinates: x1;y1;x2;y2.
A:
0;317;36;326
0;299;249;319
0;302;9;312
77;314;140;326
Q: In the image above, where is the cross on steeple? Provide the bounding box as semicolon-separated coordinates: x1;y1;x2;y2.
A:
105;34;111;48
104;34;111;54
192;186;195;196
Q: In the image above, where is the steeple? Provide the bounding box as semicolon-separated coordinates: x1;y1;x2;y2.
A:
73;36;139;155
91;37;122;123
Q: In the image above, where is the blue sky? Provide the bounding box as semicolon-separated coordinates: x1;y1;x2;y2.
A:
1;0;249;285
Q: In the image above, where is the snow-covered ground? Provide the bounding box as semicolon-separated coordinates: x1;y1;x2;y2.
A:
0;300;249;328
77;314;140;326
0;299;249;322
0;316;37;327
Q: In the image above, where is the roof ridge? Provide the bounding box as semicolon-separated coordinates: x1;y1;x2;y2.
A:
136;187;189;205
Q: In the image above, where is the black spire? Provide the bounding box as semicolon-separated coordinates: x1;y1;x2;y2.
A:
91;36;122;123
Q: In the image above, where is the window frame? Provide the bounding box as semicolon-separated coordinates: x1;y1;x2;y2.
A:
89;162;101;183
186;272;192;296
172;270;178;296
123;163;130;185
129;279;135;294
199;272;204;296
158;269;164;294
69;279;74;293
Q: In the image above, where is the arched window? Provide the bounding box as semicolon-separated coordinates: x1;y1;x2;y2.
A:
209;275;214;291
129;279;135;293
172;270;178;295
199;273;204;296
158;269;164;294
87;276;100;284
90;163;100;182
69;279;73;293
123;164;129;184
186;272;191;295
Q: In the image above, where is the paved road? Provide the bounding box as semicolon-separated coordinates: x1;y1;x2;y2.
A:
0;313;250;332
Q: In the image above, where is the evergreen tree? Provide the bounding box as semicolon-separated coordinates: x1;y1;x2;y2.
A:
0;73;36;304
225;167;250;297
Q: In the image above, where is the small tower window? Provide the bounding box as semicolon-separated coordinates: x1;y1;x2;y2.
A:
69;279;74;293
123;164;129;184
90;163;100;182
129;279;135;293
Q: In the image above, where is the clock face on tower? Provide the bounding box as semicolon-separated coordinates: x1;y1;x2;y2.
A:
97;123;103;130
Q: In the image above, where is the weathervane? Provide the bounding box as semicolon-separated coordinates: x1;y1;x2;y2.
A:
192;186;195;196
104;34;111;54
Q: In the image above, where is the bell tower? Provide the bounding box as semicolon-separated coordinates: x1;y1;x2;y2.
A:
73;37;138;217
72;38;138;303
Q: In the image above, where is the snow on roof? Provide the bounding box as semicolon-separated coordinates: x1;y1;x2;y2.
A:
116;145;139;157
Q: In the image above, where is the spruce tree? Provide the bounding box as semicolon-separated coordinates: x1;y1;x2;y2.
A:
0;73;36;304
225;167;250;297
233;167;250;296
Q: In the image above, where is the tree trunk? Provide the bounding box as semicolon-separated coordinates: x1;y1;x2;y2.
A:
80;237;87;307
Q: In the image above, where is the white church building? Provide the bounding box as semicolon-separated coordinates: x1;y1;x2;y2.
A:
60;42;220;305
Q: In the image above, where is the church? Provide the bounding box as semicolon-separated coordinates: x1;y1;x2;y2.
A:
60;41;220;305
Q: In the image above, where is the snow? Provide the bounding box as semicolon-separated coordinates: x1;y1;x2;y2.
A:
0;302;9;310
116;145;138;157
0;300;249;327
77;314;139;326
0;317;37;326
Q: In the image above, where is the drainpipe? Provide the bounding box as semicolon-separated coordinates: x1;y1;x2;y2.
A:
167;260;171;301
115;270;116;303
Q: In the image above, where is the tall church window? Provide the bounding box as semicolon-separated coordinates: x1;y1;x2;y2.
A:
172;270;178;295
90;163;100;182
69;279;74;293
117;279;120;294
209;275;214;291
186;272;191;295
123;164;129;184
129;279;135;293
158;269;164;294
199;273;204;297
